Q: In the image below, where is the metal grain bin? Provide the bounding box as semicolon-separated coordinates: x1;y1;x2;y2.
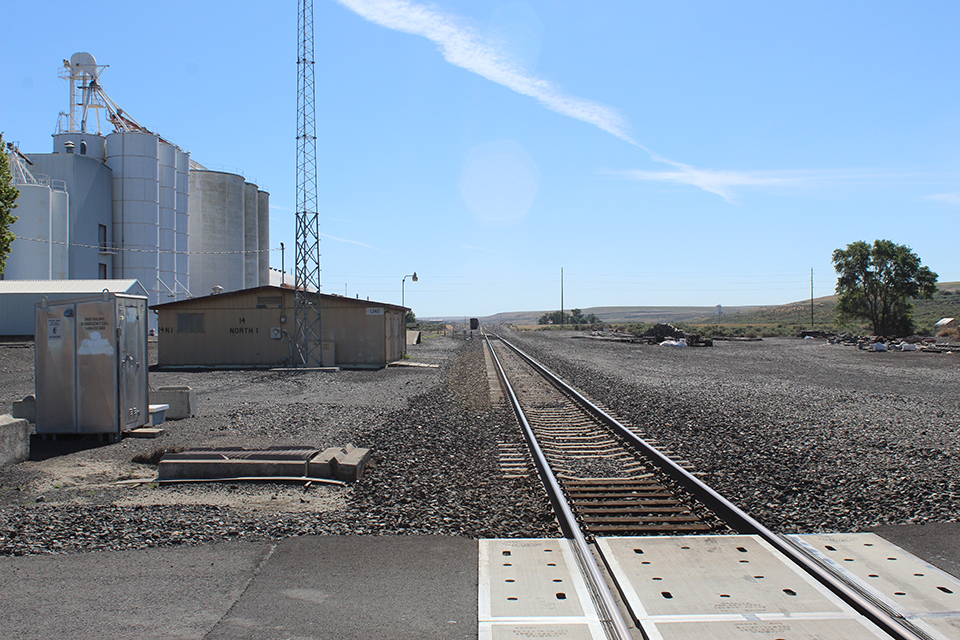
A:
35;292;149;438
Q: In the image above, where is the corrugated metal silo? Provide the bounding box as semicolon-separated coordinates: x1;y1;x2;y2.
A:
4;182;69;280
158;142;177;302
257;189;270;288
188;170;245;297
175;150;190;299
243;182;259;288
105;132;161;309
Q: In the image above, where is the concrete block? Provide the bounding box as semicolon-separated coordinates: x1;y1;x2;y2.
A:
307;445;371;482
0;415;31;467
158;457;308;480
11;395;36;423
151;386;196;420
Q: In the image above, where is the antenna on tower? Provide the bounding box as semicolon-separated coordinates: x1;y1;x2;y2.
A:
295;0;322;366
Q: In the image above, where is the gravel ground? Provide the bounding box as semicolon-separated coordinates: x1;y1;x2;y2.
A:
0;336;557;556
4;329;959;557
503;329;960;534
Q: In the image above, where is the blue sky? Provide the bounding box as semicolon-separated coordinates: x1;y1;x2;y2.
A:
4;1;958;318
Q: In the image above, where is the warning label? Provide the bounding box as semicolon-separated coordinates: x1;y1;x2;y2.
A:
48;318;62;340
80;316;109;332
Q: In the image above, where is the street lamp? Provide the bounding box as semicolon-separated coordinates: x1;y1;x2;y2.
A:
402;272;418;308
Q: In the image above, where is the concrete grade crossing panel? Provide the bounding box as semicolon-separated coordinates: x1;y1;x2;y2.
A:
479;539;607;640
639;617;889;640
791;533;960;640
597;535;853;620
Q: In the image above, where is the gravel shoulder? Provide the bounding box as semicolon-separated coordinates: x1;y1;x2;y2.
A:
0;336;557;555
3;329;959;557
504;330;960;534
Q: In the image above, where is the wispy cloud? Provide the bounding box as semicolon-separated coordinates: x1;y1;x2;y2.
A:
337;0;909;203
334;0;633;143
925;193;960;205
606;166;946;203
320;233;382;251
609;163;801;203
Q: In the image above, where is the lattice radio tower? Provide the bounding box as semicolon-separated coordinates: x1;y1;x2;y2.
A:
295;0;322;366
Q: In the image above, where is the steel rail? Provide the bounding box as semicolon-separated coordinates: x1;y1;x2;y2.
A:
484;333;634;640
492;332;926;640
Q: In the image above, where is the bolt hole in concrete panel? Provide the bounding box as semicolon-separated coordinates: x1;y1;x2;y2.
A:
791;533;960;613
597;536;854;622
478;539;596;620
790;532;960;640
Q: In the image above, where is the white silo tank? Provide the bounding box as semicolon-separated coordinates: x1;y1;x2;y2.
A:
188;170;245;297
158;142;177;300
175;150;190;299
243;182;259;288
106;131;161;309
257;189;270;287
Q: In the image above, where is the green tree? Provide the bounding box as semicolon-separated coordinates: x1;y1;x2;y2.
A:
0;133;20;276
405;310;416;325
538;310;568;325
832;239;938;336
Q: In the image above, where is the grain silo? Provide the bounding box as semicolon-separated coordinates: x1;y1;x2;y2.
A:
158;141;177;300
243;181;259;288
105;131;161;308
188;169;246;296
3;150;69;280
257;189;270;286
174;148;190;296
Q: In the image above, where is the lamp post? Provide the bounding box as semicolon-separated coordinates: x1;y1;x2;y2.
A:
402;272;418;309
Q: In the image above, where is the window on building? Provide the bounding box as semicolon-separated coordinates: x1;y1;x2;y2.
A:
177;313;204;333
256;296;283;308
99;263;107;279
98;224;107;251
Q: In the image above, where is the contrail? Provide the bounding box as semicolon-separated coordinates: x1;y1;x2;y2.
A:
333;0;635;144
334;0;779;201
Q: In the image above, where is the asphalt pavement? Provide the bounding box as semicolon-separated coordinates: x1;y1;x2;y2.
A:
1;527;958;640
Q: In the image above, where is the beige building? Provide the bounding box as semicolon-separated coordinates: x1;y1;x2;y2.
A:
151;286;407;368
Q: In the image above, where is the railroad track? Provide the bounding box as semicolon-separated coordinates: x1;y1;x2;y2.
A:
489;333;725;537
484;331;928;640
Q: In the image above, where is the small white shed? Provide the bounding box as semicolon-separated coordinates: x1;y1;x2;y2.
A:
0;280;148;337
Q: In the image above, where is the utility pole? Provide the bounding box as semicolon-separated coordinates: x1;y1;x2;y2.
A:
295;0;322;366
810;268;814;329
561;267;564;326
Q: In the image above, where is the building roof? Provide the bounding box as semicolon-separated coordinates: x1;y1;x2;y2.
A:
0;279;146;295
149;284;407;312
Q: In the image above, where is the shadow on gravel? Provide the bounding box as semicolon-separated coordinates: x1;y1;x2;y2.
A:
28;434;118;461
